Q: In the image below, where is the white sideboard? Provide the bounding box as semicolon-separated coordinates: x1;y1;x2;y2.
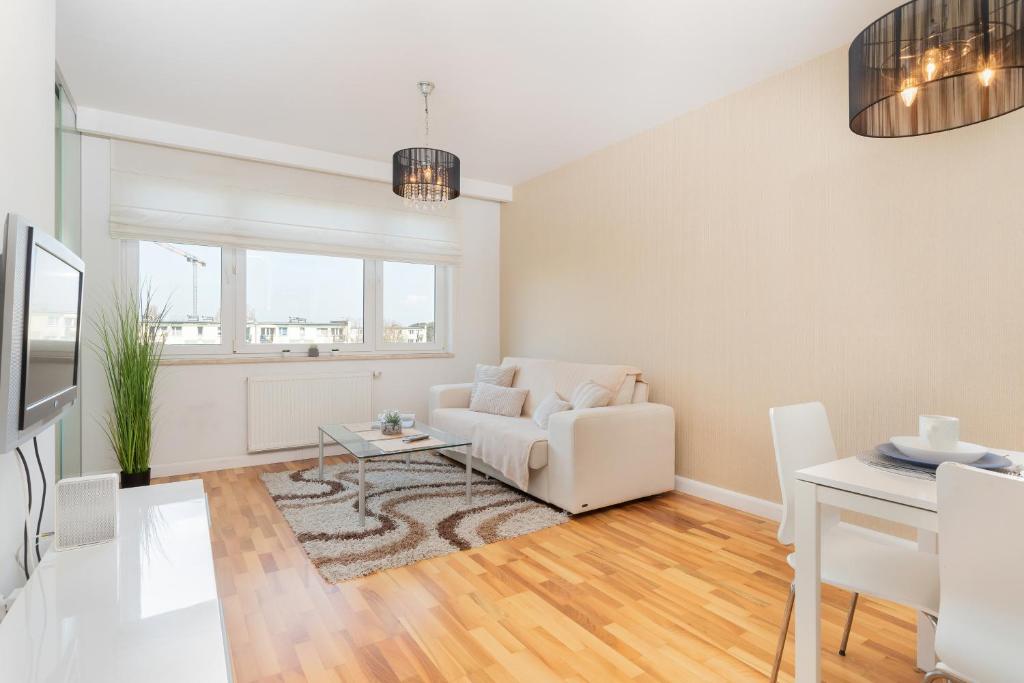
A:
0;479;231;682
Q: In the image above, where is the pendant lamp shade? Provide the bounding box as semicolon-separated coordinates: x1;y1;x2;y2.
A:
392;82;460;208
392;147;460;205
850;0;1024;137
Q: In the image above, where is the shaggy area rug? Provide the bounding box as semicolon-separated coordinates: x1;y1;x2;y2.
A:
260;453;569;582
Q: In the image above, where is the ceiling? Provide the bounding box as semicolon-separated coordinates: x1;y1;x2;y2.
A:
57;0;895;186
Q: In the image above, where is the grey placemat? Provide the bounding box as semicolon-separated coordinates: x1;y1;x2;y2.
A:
858;451;937;480
858;449;1022;480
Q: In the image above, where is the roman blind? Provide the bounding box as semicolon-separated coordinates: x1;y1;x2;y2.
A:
108;141;461;264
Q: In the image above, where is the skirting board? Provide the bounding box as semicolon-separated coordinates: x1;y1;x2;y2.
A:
674;475;916;548
674;475;783;521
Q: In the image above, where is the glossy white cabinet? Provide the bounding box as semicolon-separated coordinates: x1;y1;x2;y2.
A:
0;480;231;682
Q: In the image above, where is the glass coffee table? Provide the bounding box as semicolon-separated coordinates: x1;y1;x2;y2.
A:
317;422;473;527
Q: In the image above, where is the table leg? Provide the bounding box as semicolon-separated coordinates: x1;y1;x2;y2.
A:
466;454;472;503
405;453;411;468
358;459;366;528
794;479;822;683
916;529;938;671
318;429;325;479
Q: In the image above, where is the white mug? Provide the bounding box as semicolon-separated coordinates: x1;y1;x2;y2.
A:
919;415;959;450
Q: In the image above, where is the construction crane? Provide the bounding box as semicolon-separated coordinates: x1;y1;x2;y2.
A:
156;242;206;320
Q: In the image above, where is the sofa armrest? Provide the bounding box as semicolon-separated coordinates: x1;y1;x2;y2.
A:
545;402;676;513
429;383;474;413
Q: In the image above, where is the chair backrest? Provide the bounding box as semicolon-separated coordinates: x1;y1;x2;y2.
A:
934;463;1024;682
769;402;837;545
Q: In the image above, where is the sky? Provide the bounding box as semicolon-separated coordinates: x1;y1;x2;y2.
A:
141;242;435;326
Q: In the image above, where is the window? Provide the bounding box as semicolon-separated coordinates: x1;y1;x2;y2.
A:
132;242;448;357
244;250;364;348
381;261;436;346
138;241;222;345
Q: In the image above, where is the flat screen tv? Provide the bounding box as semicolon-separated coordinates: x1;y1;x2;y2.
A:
0;213;84;452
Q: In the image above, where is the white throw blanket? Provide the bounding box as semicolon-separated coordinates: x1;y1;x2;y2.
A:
452;415;545;490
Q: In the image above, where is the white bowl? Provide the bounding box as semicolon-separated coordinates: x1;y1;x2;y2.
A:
889;436;988;465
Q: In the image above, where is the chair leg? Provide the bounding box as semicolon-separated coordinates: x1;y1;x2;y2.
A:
770;584;796;683
838;592;859;656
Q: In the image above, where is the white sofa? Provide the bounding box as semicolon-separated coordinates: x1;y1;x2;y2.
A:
429;357;675;513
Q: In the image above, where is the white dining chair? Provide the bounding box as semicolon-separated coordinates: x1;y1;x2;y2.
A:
768;402;939;683
924;463;1024;683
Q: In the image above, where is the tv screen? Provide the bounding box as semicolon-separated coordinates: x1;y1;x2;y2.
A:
20;237;83;429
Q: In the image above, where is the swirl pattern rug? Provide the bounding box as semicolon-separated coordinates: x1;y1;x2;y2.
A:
260;453;569;582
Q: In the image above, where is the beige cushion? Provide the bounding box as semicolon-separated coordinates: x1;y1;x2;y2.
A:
570;380;613;409
501;357;641;416
469;383;528;417
471;363;516;402
532;393;572;429
431;408;549;469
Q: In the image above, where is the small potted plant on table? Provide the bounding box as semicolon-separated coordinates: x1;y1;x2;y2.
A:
380;410;403;436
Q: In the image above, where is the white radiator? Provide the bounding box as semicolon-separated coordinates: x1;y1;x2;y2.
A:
247;373;372;452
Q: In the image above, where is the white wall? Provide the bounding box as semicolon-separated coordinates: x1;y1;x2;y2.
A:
80;137;500;476
0;0;56;595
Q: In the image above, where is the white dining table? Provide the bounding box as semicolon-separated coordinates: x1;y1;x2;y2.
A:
792;449;1024;682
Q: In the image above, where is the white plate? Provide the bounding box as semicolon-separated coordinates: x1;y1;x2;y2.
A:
889;436;988;465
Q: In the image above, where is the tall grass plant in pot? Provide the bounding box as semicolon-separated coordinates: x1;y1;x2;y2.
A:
96;288;167;488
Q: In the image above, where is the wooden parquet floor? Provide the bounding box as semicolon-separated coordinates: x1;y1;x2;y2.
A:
158;456;921;682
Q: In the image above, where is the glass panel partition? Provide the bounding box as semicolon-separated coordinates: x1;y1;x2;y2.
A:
56;80;82;480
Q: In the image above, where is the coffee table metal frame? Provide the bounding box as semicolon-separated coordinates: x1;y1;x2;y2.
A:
317;423;473;527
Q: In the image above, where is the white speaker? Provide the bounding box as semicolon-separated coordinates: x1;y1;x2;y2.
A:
54;474;119;551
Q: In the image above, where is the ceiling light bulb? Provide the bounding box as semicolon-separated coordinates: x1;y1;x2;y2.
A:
921;47;943;81
979;67;995;87
900;85;919;107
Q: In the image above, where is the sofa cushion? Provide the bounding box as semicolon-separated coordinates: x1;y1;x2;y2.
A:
471;363;516;402
469;383;528;417
431;408;549;469
501;357;641;416
570;380;613;409
532;393;572;429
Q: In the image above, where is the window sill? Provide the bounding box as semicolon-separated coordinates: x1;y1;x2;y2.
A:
159;351;454;366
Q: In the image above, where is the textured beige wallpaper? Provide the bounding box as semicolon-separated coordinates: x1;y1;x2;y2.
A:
500;47;1024;503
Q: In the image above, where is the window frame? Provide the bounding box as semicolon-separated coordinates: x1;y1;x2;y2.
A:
375;260;448;352
232;248;374;354
130;241;452;358
126;240;234;357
